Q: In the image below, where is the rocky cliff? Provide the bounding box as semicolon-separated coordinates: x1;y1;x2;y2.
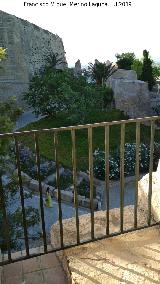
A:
0;10;67;107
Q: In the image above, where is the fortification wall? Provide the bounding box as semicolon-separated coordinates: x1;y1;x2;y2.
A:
0;10;67;107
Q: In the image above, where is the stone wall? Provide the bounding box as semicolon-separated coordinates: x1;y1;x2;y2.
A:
0;10;67;108
107;69;151;118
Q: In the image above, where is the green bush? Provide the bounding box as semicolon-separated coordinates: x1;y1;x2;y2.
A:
116;52;135;70
77;179;96;198
93;143;151;180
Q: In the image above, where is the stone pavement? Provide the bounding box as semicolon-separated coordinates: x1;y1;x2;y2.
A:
1;252;68;284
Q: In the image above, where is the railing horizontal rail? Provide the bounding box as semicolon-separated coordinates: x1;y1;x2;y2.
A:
0;115;160;138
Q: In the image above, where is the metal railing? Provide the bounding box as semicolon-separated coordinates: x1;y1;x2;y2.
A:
0;115;160;266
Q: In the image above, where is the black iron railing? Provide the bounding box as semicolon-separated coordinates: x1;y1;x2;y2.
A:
0;116;160;265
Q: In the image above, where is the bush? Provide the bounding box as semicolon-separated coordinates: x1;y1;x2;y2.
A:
116;52;135;70
93;143;151;180
19;146;56;180
48;173;73;190
77;179;96;199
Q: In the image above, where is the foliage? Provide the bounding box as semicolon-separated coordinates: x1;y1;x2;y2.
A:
19;145;56;180
48;173;73;190
0;98;39;251
0;176;39;250
97;85;114;108
44;52;67;71
87;60;117;85
116;52;135;70
77;179;96;199
0;47;7;70
141;50;155;91
93;143;151;180
24;66;110;123
131;59;143;79
152;64;160;81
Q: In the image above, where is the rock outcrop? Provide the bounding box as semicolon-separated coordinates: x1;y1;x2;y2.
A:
138;161;160;222
0;10;67;107
107;69;151;118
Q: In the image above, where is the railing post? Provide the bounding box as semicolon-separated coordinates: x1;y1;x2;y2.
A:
71;129;80;244
88;127;94;240
54;132;64;248
120;123;125;233
105;126;110;235
34;133;47;253
134;122;140;228
0;175;11;261
14;136;29;256
148;121;155;226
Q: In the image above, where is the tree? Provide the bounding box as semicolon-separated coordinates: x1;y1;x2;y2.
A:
141;50;155;91
0;53;39;251
24;66;109;123
152;64;160;81
131;59;143;80
87;59;117;85
116;52;135;70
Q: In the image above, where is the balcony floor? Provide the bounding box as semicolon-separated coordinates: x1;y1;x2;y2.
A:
0;252;67;284
57;225;160;284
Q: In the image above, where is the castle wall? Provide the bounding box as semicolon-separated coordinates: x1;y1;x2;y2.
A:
0;10;67;108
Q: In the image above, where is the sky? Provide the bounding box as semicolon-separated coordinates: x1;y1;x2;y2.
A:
0;0;160;67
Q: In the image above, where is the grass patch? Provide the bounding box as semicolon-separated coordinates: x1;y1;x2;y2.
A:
19;110;160;171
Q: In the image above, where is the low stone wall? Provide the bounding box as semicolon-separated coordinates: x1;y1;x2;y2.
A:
50;205;148;249
16;170;98;209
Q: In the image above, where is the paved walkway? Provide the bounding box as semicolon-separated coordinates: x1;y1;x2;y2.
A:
14;111;45;131
1;252;67;284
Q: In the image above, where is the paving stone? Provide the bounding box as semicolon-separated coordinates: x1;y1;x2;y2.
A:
24;270;44;284
22;256;41;274
3;276;23;284
40;253;60;269
3;261;23;279
43;267;67;284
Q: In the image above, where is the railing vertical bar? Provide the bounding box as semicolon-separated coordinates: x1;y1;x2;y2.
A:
54;132;64;248
14;136;29;256
148;121;155;226
120;123;125;233
34;133;47;253
88;127;94;240
0;176;12;261
105;125;110;236
71;129;80;244
134;122;140;228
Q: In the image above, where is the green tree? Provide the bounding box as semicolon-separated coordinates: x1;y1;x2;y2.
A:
0;98;40;251
152;64;160;81
131;59;143;80
87;60;117;85
141;50;155;91
116;52;135;70
24;66;110;123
